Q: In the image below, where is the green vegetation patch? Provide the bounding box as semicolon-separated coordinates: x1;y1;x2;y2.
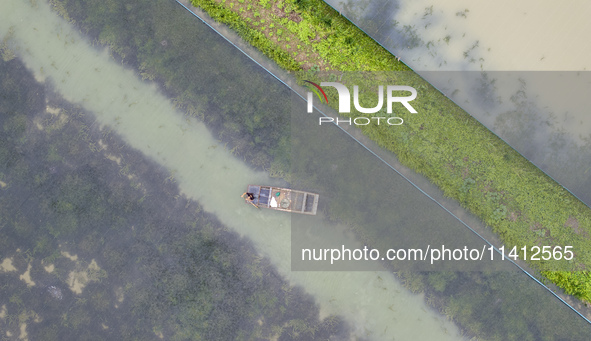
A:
191;0;405;71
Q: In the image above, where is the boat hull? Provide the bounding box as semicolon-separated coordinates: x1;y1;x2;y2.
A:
246;185;319;215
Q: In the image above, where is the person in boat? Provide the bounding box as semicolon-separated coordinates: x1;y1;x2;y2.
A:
241;192;255;201
241;192;259;209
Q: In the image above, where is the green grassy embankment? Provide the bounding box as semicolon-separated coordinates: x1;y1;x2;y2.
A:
189;0;591;303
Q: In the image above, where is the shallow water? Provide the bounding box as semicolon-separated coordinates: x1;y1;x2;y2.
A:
0;0;465;339
332;0;591;71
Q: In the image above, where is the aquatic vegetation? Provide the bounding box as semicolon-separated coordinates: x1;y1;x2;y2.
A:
0;54;350;340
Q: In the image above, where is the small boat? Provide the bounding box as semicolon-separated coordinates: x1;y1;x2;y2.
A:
245;185;319;215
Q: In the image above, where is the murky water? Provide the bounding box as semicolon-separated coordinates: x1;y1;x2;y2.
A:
332;0;591;71
328;0;591;206
0;0;464;339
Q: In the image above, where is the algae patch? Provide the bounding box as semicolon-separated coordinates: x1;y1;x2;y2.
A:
0;258;16;272
19;264;35;287
43;263;55;273
67;259;106;294
61;251;78;261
